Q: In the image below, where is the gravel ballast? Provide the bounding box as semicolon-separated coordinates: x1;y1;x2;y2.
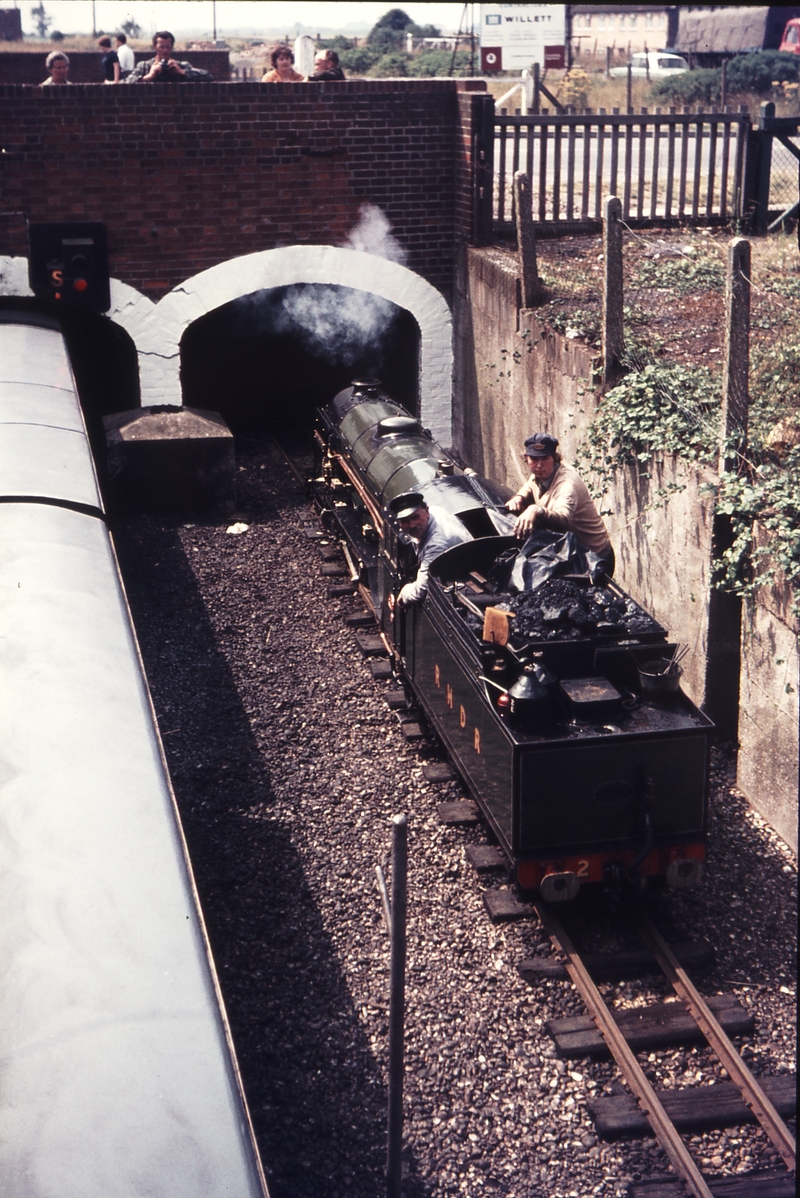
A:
113;437;797;1198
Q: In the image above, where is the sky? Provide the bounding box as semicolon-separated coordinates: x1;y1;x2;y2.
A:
18;1;478;38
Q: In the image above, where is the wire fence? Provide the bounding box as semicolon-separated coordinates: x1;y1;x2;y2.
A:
769;134;800;211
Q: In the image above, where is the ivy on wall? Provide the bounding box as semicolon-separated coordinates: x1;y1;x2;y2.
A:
577;351;800;613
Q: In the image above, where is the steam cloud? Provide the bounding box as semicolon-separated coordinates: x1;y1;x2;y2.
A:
275;203;407;366
343;202;407;265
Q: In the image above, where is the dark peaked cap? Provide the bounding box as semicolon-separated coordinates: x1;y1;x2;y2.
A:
388;492;426;520
524;433;559;458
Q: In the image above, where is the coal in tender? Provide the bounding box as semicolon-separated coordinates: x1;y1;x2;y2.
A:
478;579;663;644
523;582;661;642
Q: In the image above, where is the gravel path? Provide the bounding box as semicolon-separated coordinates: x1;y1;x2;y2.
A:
113;436;796;1198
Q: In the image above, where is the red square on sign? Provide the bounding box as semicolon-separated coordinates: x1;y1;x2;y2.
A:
481;46;502;73
544;45;566;69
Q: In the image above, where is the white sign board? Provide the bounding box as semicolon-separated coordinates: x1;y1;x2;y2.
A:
480;3;566;72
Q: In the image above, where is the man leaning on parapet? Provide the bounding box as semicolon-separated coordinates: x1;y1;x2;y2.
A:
125;31;213;83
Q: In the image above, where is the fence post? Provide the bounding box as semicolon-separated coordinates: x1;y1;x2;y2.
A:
605;45;611;77
532;62;541;114
753;101;775;235
626;62;632;113
705;238;750;740
602;196;624;385
514;171;540;308
472;94;495;246
386;814;408;1198
720;237;750;469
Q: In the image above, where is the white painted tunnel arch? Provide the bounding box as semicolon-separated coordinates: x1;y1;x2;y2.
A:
0;248;454;442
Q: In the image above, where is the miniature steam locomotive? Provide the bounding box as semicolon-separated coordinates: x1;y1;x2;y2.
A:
313;379;712;900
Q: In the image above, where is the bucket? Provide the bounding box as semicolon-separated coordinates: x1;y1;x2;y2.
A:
638;658;682;696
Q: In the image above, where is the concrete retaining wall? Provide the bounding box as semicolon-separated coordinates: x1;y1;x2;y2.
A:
453;244;797;852
737;545;799;852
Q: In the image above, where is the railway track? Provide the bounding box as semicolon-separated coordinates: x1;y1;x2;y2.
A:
284;434;797;1198
115;434;796;1197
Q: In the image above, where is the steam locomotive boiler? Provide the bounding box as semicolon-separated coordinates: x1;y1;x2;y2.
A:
313;380;713;901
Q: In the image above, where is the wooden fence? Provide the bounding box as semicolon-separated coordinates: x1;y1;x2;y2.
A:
494;108;751;233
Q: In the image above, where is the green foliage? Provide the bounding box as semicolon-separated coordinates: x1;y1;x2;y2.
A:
633;254;725;294
546;303;651;349
317;35;355;51
548;307;601;346
577;363;721;494
649;68;721;106
749;343;800;456
338;45;382;75
367;8;440;49
50;28;64;41
407;48;473;77
649;51;800;106
368;51;411;77
716;450;800;601
725;50;800;94
577;318;800;607
367;8;413;48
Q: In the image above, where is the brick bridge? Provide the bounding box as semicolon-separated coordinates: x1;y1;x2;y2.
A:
0;79;493;440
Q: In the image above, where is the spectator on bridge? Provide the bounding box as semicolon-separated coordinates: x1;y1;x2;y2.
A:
40;52;72;86
261;44;305;83
506;432;615;578
308;49;345;81
98;36;120;84
115;33;135;80
125;31;213;83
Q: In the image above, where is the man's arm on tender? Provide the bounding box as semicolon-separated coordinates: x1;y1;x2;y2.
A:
507;475;536;511
532;470;580;532
397;560;430;606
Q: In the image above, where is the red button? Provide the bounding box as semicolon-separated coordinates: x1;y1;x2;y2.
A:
73;278;88;292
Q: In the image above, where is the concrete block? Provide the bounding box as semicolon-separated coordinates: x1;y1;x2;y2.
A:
104;405;235;514
737;596;799;852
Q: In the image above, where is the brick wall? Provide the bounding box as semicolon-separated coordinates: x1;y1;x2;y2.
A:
0;49;230;84
0;80;485;303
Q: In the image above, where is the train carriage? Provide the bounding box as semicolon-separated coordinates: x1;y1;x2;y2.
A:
0;310;268;1198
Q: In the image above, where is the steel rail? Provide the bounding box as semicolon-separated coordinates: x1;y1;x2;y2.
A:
639;912;797;1172
269;434;310;488
534;901;716;1198
274;434;399;665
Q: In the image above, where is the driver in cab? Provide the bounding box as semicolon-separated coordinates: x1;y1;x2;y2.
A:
388;492;471;607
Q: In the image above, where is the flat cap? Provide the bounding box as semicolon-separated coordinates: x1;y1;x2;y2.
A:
524;432;559;458
387;491;426;520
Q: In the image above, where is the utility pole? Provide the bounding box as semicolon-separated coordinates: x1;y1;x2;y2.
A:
92;0;96;37
212;0;217;42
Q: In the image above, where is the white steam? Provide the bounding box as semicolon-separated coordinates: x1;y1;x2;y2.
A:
278;286;396;366
343;202;408;265
274;204;406;365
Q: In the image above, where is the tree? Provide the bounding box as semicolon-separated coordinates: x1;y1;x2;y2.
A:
120;15;142;39
367;8;413;49
30;2;52;38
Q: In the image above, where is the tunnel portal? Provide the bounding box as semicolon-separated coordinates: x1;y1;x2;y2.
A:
180;284;420;434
